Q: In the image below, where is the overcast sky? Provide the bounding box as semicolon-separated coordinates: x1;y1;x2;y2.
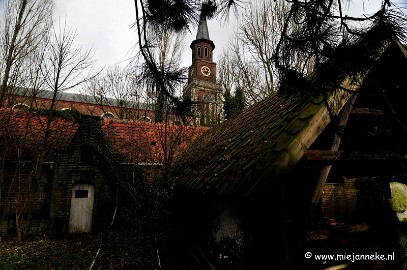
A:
1;0;406;73
54;0;139;70
53;0;239;71
52;0;406;72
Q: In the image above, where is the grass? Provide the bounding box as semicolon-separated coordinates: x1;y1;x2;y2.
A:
0;232;159;270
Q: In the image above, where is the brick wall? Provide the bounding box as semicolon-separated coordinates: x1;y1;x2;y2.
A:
0;164;54;237
49;117;115;233
1;112;206;236
321;178;358;221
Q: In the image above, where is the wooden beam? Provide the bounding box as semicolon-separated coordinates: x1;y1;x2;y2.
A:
351;107;384;115
311;93;358;210
305;150;407;161
377;89;407;136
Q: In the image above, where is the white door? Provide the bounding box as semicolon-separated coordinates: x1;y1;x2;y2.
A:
69;183;94;233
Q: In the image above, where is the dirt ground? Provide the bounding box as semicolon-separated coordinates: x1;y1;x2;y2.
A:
0;233;158;270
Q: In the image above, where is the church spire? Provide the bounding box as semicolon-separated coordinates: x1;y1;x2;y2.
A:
196;12;210;40
190;4;215;51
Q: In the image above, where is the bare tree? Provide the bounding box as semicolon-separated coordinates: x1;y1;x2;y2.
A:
80;64;147;120
42;21;95;97
237;1;285;93
35;20;96;180
0;0;53;105
0;0;54;241
35;20;96;183
0;18;96;242
218;38;269;106
217;0;311;107
135;21;186;122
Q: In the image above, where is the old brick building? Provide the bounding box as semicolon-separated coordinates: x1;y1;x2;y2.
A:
0;9;218;238
0;108;207;236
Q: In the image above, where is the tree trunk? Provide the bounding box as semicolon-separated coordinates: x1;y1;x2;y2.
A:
15;211;22;244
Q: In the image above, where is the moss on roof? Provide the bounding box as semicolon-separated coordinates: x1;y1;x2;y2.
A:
169;92;333;196
169;69;368;197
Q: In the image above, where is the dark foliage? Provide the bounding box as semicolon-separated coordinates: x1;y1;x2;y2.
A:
275;1;407;97
223;86;245;120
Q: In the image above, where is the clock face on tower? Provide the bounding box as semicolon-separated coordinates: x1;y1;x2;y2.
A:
201;66;211;77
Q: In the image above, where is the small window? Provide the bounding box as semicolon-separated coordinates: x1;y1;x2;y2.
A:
197;47;201;57
80;145;94;164
75;190;88;198
204;47;208;57
80;171;94;182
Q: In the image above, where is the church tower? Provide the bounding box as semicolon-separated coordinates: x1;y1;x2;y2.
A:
183;9;222;126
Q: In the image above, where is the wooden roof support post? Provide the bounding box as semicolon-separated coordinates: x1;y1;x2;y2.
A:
377;88;407;136
310;92;358;212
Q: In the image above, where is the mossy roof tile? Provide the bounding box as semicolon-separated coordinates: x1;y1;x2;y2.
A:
170;72;373;196
169;93;316;195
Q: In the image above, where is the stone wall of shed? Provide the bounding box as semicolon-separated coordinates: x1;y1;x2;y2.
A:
50;154;114;233
0;164;54;237
321;178;358;221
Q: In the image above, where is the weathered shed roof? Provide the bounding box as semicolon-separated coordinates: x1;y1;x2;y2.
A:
170;88;354;196
169;41;407;197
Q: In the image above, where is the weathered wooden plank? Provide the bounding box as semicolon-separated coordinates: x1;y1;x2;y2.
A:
305;150;407;161
351;107;384;115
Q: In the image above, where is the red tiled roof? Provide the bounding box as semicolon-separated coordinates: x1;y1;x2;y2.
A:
101;118;208;164
0;109;208;164
0;109;80;159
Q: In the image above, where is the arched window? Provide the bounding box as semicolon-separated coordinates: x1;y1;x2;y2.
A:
101;112;115;119
12;103;30;111
140;116;151;122
204;47;208;57
197;47;201;57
